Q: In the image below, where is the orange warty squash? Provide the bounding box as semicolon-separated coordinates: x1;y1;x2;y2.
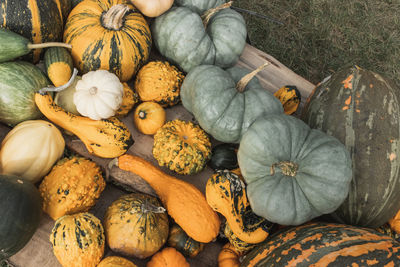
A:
133;102;166;135
147;247;189;267
64;0;152;82
39;156;106;220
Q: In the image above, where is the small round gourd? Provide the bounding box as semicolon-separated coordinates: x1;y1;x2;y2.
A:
116;83;139;117
152;119;212;175
147;247;189;267
237;114;352;226
97;256;137;267
50;212;105;267
39;156;106;220
73;70;124;120
135;61;184;107
167;223;204;258
134;102;166;135
104;193;169;259
0;120;65;183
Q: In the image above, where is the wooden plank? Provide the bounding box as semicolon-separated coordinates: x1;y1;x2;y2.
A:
6;44;315;267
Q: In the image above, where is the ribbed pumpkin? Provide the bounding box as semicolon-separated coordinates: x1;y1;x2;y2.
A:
167;223;204;258
135;61;184;107
237;114;352;226
241;222;400;266
133;102;166;135
0;0;64;62
97;256;137;267
39;156;106;220
50;212;105;267
147;247;189;267
301;65;400;228
63;0;152;82
152;119;211;175
152;1;246;72
0;175;42;261
181;64;283;143
104;193;169;259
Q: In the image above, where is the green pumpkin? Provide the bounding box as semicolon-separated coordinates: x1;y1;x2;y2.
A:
0;175;42;261
152;2;247;73
237;114;352;226
181;65;283;143
174;0;225;14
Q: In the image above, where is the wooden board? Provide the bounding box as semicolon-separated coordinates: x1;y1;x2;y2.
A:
5;43;315;267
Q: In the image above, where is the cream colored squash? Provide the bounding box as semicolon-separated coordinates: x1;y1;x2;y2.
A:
74;70;124;120
0;120;65;183
129;0;174;17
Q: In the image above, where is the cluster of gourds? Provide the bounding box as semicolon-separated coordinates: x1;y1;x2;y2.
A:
2;0;400;266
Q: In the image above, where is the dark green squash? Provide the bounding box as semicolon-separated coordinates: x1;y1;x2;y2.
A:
209;143;239;171
241;222;400;266
167;223;204;258
0;0;65;63
0;175;42;261
302;65;400;228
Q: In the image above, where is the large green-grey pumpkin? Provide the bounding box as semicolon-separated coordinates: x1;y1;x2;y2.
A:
237;114;352;226
151;2;247;73
0;61;50;126
174;0;224;14
301;65;400;228
181;65;283;143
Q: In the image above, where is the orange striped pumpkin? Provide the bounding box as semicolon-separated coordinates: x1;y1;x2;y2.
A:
241;222;400;266
63;0;151;82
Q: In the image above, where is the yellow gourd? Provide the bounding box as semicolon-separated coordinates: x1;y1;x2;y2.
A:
147;247;189;267
112;154;220;243
133;102;166;135
116;82;139;117
34;92;133;158
39;156;106;220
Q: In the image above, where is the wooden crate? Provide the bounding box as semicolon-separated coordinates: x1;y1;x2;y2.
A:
3;44;315;267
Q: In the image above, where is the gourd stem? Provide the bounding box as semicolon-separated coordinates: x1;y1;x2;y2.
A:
270;161;299;177
27;42;72;50
141;202;166;214
102;4;129;30
236;62;270;92
138;111;146;119
202;1;233;28
39;68;78;95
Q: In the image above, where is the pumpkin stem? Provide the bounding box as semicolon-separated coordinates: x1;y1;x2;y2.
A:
138;110;147;119
102;4;130;30
141;201;166;214
27;42;72;50
38;68;79;95
202;1;233;28
270;161;298;177
236;62;270;92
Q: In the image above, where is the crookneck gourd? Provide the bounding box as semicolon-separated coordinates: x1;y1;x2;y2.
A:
34;92;133;158
152;119;211;175
181;64;283;143
104;193;169;259
223;223;256;254
152;1;246;72
39;156;106;220
112;154;221;243
133;101;166;135
206;170;274;244
135;61;184;107
167;223;204;258
237;114;352;226
273;85;301;115
63;0;152;82
50;212;105;267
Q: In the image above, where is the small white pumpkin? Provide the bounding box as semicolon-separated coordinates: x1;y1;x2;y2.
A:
0;120;65;183
74;70;124;120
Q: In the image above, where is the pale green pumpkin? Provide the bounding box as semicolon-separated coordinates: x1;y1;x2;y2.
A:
181;65;283;143
174;0;224;14
237;114;352;226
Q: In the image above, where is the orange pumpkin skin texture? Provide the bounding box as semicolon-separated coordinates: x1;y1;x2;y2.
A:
116;154;221;243
152;119;211;175
241;222;400;266
39;156;106;220
134;102;166;135
50;212;105;267
218;243;241;267
97;256;137;267
135;61;184;107
273;85;301;115
104;193;169;259
147;247;189;267
116;82;139;117
63;0;152;82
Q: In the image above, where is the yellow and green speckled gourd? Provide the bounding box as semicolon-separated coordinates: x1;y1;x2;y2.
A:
50;212;105;267
39;156;106;220
135;61;184;107
97;256;137;267
152;119;211;175
224;223;256;254
104;193;169;259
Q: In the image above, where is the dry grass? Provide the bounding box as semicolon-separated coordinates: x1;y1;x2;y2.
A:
233;0;400;87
